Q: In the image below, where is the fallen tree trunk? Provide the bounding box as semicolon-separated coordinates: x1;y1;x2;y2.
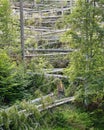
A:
0;96;75;128
25;48;74;53
39;96;75;112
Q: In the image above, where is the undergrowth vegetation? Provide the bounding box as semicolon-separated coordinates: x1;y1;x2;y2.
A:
0;103;94;130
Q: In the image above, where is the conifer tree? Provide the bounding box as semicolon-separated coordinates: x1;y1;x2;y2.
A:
61;0;104;106
0;0;18;50
0;50;27;104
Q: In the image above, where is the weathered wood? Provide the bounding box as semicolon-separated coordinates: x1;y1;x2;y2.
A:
24;35;59;41
25;48;74;52
0;96;74;127
32;15;61;19
43;68;64;73
42;29;70;35
30;93;54;104
44;74;68;78
24;28;68;37
39;96;75;112
24;29;69;38
18;96;75;117
12;7;71;14
20;0;25;60
11;0;74;63
25;53;69;57
34;26;53;29
24;27;50;32
41;21;57;24
27;72;84;80
27;71;68;79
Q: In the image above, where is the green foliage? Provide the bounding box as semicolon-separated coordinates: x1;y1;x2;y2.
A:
40;110;68;129
55;18;66;29
25;57;55;95
0;51;55;104
0;0;18;50
0;100;41;130
60;1;104;129
28;57;53;72
0;51;29;104
39;106;93;130
0;0;11;47
0;50;55;104
62;0;104;106
64;109;92;129
90;108;104;129
0;51;16;104
50;111;67;128
26;72;55;96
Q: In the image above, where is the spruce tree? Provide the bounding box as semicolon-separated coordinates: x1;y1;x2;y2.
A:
61;0;104;106
0;50;27;104
0;0;18;50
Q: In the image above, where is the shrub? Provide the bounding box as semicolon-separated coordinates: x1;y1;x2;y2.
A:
0;51;27;105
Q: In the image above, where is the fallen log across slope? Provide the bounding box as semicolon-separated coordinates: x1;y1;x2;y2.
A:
39;96;75;112
24;52;69;57
0;96;75;128
25;48;74;52
18;96;75;113
27;72;68;79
